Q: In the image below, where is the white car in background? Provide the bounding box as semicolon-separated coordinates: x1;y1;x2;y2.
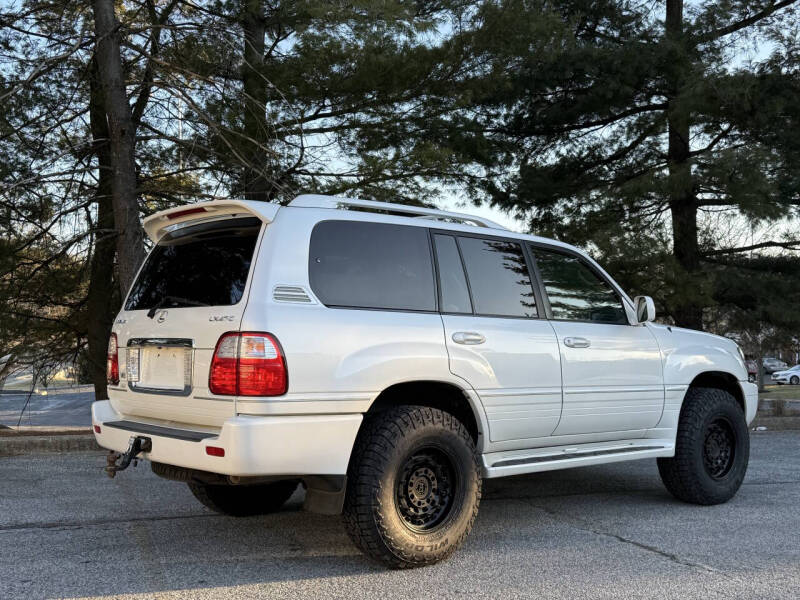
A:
772;365;800;385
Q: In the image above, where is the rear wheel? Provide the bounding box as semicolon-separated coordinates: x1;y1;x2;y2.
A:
188;479;298;517
342;406;481;568
791;376;799;385
658;387;749;505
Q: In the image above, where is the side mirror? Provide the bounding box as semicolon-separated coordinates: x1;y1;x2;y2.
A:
634;296;656;323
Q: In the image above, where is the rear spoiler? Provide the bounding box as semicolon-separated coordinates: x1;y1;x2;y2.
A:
142;200;280;243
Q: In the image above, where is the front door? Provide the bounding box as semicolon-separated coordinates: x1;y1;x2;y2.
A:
529;246;664;436
433;233;562;442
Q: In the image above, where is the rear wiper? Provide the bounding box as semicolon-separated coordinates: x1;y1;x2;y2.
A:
146;295;210;319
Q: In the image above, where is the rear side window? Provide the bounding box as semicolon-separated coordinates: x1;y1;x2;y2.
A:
433;235;472;314
457;237;537;317
531;248;627;324
309;220;436;311
125;217;261;311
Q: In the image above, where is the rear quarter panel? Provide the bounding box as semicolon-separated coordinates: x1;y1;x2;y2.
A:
238;208;471;417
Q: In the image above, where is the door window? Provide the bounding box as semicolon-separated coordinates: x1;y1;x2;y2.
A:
531;248;627;324
457;237;537;317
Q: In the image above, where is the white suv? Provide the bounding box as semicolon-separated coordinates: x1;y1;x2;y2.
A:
93;194;758;568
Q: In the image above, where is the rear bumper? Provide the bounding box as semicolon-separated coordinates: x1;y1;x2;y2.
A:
91;400;362;477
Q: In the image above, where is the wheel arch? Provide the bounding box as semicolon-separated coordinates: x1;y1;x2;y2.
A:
365;379;486;448
687;371;745;413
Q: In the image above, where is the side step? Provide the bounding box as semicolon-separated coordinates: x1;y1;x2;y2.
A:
482;439;675;479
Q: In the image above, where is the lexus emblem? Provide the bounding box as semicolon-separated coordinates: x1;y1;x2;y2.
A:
156;310;168;324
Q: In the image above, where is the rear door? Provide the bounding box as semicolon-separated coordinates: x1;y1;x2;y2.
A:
110;216;263;427
434;233;562;442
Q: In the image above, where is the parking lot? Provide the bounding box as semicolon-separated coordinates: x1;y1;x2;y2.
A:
0;431;797;599
0;388;93;428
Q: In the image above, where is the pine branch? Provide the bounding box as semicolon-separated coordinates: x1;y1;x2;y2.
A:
699;0;800;44
703;240;800;256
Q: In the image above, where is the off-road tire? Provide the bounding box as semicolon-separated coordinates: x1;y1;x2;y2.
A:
657;387;749;505
342;406;481;568
188;479;298;517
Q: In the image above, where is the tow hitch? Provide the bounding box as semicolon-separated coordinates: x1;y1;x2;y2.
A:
105;435;152;478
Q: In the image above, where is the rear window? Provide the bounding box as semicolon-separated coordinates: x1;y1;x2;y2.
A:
125;217;261;311
309;220;436;311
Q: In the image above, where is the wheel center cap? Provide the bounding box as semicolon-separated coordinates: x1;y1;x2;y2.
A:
708;439;720;457
414;478;430;498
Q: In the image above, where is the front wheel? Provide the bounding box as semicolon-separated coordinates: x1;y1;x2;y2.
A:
188;479;298;517
658;387;749;505
342;406;481;568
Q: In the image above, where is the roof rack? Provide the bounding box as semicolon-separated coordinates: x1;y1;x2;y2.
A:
288;194;509;231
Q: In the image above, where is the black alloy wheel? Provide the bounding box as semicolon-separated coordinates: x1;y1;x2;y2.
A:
395;447;457;533
703;417;736;480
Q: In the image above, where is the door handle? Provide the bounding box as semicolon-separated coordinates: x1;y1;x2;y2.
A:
564;337;591;348
452;331;486;345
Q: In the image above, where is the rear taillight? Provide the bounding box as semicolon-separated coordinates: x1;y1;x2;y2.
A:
107;333;119;385
209;332;287;396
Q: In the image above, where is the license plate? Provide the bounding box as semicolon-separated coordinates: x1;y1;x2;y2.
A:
136;347;187;391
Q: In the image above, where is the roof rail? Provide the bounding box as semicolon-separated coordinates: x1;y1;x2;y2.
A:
288;194;509;231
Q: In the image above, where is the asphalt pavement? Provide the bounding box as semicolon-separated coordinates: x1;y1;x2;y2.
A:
0;389;93;427
1;431;798;599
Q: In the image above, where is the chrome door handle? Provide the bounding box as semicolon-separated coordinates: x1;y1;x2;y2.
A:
452;331;485;345
564;337;591;348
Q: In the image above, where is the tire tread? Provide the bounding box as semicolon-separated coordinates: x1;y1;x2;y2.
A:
342;405;481;568
657;386;749;505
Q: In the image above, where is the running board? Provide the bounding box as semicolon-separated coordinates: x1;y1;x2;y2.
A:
482;439;675;478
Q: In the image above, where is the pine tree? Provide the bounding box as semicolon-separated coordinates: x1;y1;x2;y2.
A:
440;0;800;330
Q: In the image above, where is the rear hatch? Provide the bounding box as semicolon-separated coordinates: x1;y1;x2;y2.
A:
109;210;267;428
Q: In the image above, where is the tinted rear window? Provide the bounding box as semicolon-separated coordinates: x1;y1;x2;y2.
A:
125;217;261;311
309;220;436;311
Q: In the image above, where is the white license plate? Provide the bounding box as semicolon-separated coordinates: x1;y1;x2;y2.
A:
137;347;187;391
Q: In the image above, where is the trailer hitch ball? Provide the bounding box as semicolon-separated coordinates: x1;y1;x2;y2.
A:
105;436;152;478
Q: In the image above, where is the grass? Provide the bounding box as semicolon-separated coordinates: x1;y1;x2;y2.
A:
759;385;800;402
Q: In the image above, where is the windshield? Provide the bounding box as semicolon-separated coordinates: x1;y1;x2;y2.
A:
125;217;261;311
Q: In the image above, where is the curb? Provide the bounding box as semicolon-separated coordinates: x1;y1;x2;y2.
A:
752;416;800;431
0;434;100;457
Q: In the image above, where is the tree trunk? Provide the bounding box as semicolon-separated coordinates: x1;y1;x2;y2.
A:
240;0;271;201
665;0;703;330
92;0;145;296
86;58;118;401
